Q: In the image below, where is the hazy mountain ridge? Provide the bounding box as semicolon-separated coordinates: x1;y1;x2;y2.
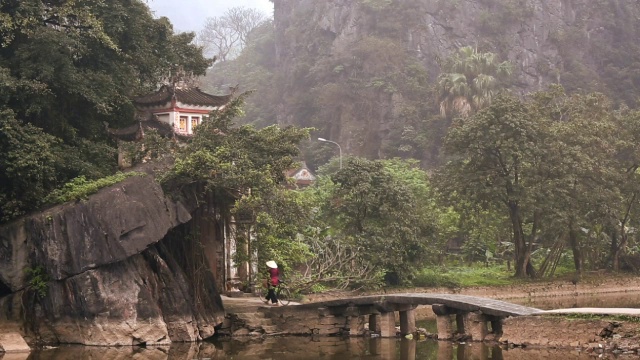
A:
207;0;640;166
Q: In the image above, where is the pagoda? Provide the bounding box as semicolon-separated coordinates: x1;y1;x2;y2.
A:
132;84;232;136
105;82;233;168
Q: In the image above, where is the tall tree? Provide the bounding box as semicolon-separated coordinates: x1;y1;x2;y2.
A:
326;157;436;283
607;108;640;271
437;46;512;119
439;94;548;278
528;86;619;275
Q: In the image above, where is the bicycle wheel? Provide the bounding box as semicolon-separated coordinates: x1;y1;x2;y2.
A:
261;288;271;304
278;287;291;306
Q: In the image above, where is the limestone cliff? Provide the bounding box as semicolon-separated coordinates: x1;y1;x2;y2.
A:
270;0;640;161
0;172;224;346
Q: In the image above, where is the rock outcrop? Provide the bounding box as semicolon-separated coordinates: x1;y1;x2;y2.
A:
0;172;224;346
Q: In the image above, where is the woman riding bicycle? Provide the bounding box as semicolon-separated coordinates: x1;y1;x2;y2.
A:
265;260;281;306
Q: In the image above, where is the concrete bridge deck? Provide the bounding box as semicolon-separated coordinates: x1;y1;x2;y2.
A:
299;293;542;317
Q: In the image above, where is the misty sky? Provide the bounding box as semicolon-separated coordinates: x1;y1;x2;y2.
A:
147;0;274;33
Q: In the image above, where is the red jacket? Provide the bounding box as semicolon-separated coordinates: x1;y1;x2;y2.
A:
268;268;280;286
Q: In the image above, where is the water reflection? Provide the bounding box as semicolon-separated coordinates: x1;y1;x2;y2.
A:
7;292;640;360
7;337;595;360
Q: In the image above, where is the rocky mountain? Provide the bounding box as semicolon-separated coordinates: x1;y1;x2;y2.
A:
215;0;639;166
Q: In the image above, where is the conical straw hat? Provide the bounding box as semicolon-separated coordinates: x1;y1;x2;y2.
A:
266;260;278;269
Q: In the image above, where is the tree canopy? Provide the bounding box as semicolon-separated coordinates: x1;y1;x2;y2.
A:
0;0;212;222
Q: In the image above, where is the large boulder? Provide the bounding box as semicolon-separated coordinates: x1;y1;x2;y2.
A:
0;173;224;345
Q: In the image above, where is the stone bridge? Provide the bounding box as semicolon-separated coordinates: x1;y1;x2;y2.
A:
261;293;542;341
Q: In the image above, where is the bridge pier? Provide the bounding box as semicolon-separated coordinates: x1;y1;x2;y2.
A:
435;314;455;340
359;311;396;337
463;311;488;340
347;315;365;336
433;304;491;341
378;312;397;337
398;306;417;336
369;313;381;333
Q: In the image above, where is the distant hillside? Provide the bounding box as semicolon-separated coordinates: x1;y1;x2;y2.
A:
203;0;640;168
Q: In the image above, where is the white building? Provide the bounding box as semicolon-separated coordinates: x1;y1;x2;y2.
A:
133;84;232;136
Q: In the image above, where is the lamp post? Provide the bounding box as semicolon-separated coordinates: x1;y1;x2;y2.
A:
318;137;342;169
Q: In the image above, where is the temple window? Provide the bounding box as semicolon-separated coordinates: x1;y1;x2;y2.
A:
179;116;188;132
191;116;199;130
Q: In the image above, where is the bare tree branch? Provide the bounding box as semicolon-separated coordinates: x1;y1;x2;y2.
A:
197;7;267;61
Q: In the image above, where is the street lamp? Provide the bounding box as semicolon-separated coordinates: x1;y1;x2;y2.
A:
318;137;342;169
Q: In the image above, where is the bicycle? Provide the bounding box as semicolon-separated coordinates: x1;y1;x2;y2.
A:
262;280;291;306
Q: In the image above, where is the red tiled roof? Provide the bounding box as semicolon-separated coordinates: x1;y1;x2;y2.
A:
134;85;232;107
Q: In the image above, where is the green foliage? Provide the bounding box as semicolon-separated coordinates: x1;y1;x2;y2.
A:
320;157;440;283
437;46;512;119
25;266;49;298
412;268;461;288
438;85;640;277
234;187;314;273
438;93;547;277
45;172;145;204
450;265;514;287
119;129;175;166
0;109;58;222
413;265;513;288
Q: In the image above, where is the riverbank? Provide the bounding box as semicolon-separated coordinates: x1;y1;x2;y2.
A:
503;314;640;355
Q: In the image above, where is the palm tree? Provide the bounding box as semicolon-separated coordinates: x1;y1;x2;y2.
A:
437;46;512;119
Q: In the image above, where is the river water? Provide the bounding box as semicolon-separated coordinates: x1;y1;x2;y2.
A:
5;292;640;360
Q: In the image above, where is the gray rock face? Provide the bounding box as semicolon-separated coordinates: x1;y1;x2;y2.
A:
272;0;639;158
0;174;224;345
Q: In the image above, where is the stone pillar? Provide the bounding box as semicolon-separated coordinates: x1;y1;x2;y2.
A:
369;314;381;333
379;312;396;338
399;308;416;336
490;317;503;335
400;338;416;360
456;313;465;335
347;315;365;336
463;311;488;341
435;315;454;340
